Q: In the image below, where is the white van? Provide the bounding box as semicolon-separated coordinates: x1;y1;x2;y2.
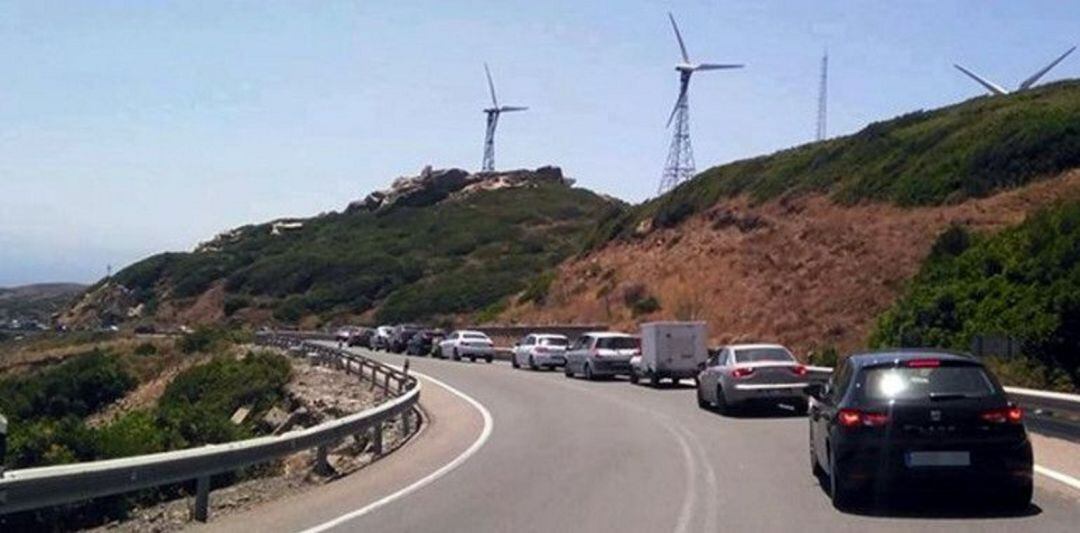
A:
631;321;708;386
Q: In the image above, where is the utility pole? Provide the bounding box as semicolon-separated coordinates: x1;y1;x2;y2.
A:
816;50;828;142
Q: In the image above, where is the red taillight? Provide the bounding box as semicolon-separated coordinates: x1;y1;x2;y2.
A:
906;358;941;368
790;364;808;376
535;346;549;354
837;408;889;428
981;405;1023;424
731;367;755;379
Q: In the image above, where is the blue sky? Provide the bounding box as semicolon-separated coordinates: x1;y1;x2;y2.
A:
1;1;1077;286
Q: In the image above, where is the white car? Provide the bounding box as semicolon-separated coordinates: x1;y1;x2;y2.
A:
511;334;570;370
371;325;394;351
438;330;496;363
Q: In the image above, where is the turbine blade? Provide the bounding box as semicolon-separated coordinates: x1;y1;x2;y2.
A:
499;106;528;112
668;12;690;63
1019;45;1076;90
694;63;745;71
953;64;1008;95
485;62;498;108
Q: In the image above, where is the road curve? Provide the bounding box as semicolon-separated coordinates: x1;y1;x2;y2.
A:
208;346;1080;532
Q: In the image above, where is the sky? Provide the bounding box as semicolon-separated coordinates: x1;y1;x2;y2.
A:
1;1;1078;287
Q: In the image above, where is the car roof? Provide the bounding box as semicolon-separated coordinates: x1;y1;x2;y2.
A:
845;349;978;368
457;330;488;335
725;343;790;351
586;331;636;338
531;333;568;338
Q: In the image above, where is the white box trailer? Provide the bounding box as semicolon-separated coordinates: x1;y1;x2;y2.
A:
632;321;708;386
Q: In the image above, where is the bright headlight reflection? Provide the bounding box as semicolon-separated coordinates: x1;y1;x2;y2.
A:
878;371;908;397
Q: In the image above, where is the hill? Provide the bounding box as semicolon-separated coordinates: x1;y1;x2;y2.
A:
59;167;619;328
503;81;1080;381
0;283;87;326
871;201;1080;390
588;80;1080;247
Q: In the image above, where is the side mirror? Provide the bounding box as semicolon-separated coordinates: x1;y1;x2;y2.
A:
804;383;825;400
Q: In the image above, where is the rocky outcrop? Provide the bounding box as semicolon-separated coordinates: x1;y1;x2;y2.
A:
347;165;573;213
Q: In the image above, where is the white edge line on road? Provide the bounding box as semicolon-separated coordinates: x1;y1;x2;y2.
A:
300;367;494;533
1035;464;1080;491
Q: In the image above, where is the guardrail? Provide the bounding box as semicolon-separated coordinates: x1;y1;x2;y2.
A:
0;332;420;523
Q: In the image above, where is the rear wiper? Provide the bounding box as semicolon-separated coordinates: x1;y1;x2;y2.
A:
929;392;973;401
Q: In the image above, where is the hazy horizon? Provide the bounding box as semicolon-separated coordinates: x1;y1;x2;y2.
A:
2;0;1078;286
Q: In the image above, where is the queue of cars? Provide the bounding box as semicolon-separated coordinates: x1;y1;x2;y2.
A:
332;318;1034;511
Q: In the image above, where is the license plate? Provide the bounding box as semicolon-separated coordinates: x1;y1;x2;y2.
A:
905;451;970;467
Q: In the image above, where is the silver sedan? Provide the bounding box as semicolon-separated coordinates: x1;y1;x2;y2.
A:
696;343;816;414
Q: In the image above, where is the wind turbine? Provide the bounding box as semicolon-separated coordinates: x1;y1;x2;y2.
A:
481;63;527;172
659;12;744;194
954;45;1076;96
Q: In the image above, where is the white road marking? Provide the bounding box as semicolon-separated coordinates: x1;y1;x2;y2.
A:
669;421;698;533
1035;464;1080;491
300;364;494;533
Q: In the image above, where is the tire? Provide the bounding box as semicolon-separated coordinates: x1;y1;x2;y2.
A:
697;387;709;409
584;363;596;381
564;364;574;378
528;355;538;371
485;355;493;363
829;446;855;510
810;431;825;478
470;356;476;363
511;354;520;369
629;368;640;384
715;385;731;415
649;372;660;388
1000;481;1033;511
452;348;461;362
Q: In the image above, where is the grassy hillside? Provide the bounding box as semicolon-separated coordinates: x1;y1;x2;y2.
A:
590;80;1080;245
870;201;1080;391
107;179;615;325
0;283;86;324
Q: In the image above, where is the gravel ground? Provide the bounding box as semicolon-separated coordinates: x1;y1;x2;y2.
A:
91;352;420;532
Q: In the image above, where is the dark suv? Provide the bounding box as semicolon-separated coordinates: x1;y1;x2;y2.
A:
807;350;1032;510
406;329;445;356
389;324;424;353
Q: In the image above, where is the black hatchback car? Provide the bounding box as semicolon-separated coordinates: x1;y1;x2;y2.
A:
807;350;1032;510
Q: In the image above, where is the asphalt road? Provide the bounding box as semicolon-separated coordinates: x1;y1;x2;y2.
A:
211;345;1080;532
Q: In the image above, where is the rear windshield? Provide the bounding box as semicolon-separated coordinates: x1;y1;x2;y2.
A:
734;348;793;363
540;337;568;346
464;333;489;340
860;366;998;401
596;337;640;350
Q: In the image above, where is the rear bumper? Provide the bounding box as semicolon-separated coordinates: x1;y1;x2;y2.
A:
834;438;1033;492
458;346;495;357
728;383;807;404
534;354;566;366
591;358;632;376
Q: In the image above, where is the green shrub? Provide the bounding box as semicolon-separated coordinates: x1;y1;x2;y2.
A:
631;296;661;317
133;342;158;356
518;271;556;305
870;202;1080;390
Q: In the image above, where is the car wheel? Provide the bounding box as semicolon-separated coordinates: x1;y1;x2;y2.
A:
452;348;461;361
470;356;476;363
715;385;730;415
564;364;574;378
485;355;493;363
511;354;520;369
829;445;855;510
810;433;825;478
584;363;595;381
649;372;660;387
1000;481;1033;511
697;387;708;409
629;368;639;384
528;355;538;371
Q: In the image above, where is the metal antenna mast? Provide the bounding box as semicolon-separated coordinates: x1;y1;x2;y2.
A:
658;13;743;194
480;63;527;172
816;50;828;142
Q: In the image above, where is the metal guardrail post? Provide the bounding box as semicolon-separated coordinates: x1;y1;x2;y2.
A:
315;445;330;475
371;423;383;456
402;409;412;436
193;475;210;522
384;372;392;394
0;413;7;479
